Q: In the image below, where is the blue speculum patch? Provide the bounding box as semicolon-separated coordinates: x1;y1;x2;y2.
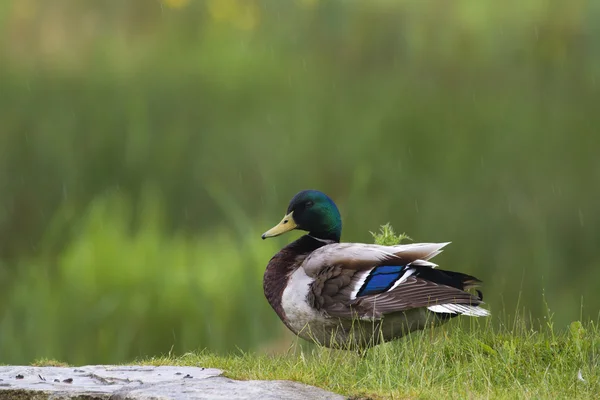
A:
357;265;406;297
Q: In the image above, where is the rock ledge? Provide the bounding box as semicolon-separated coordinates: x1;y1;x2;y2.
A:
0;365;344;399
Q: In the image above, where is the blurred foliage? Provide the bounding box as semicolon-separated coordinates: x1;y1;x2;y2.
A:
0;0;599;364
2;192;285;364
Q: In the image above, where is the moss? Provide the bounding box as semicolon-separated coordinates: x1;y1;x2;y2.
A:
30;358;70;368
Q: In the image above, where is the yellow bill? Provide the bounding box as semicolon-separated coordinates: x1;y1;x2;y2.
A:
261;212;297;239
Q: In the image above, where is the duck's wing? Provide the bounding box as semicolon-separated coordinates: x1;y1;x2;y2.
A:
303;242;448;276
303;242;489;320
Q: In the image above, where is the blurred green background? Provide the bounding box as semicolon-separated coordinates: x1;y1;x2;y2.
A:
1;0;599;365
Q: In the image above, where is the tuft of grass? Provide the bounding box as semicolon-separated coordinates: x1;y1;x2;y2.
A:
30;358;70;367
370;223;412;246
138;318;600;399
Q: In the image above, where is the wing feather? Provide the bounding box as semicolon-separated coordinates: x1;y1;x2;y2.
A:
305;241;486;321
302;242;450;276
314;275;482;320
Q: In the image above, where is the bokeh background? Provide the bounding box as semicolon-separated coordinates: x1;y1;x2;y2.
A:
1;0;599;365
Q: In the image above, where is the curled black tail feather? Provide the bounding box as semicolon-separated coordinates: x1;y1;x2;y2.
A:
414;268;484;301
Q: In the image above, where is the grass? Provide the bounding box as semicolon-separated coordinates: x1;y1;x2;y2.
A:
29;316;600;399
137;318;600;399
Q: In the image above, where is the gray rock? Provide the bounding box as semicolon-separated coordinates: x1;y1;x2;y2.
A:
0;365;345;400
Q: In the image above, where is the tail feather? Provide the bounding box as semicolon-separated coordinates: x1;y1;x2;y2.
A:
416;267;490;317
428;303;490;317
414;268;483;295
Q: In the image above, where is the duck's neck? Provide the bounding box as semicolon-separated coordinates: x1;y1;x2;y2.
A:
308;229;340;243
263;235;329;324
308;213;342;243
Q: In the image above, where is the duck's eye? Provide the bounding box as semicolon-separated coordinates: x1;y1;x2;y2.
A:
305;201;314;208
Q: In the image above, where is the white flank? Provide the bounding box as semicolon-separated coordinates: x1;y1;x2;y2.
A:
427;303;490;317
281;268;328;333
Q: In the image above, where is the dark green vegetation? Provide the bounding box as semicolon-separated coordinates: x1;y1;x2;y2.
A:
1;0;599;369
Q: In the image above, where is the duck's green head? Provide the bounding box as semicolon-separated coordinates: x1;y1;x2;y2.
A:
262;190;342;242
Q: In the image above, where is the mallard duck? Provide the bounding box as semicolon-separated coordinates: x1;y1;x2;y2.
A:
262;190;489;350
